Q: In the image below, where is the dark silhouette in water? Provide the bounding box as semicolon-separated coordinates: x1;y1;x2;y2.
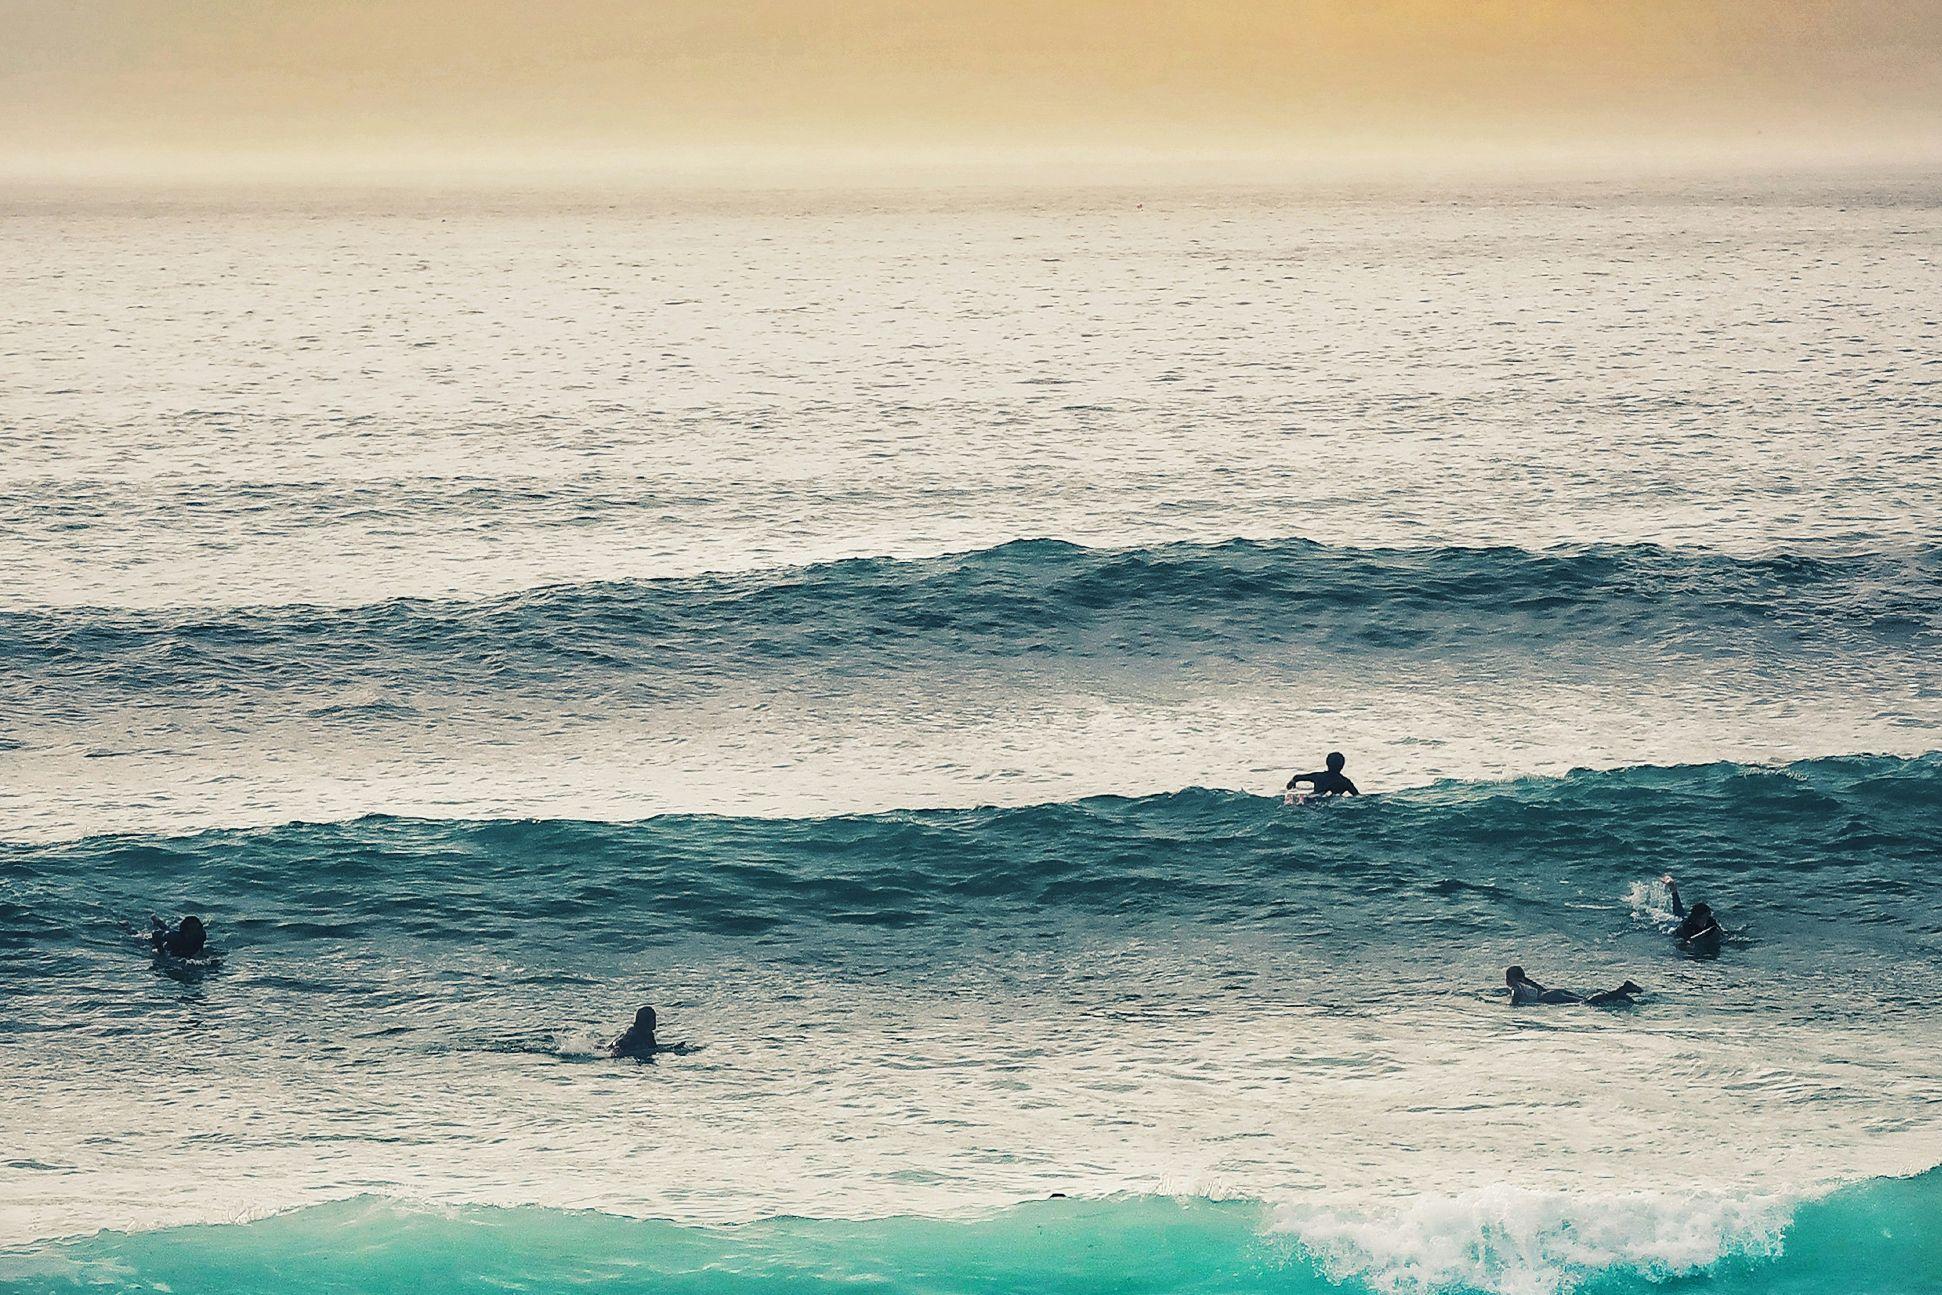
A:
1287;751;1359;797
611;1006;661;1060
148;915;207;959
1663;876;1724;953
1505;965;1642;1007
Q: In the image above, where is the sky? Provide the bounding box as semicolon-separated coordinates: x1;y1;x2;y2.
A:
3;1;1939;179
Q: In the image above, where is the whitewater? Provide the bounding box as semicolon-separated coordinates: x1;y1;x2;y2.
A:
2;175;1939;1295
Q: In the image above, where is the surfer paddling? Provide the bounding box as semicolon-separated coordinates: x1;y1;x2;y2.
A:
611;1006;661;1059
611;1005;693;1060
147;914;208;959
1505;966;1642;1007
1662;875;1725;952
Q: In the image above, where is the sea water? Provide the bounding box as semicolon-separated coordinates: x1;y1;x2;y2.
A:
1;176;1938;1294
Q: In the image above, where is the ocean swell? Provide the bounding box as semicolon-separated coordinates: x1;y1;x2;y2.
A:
6;753;1937;961
4;537;1938;706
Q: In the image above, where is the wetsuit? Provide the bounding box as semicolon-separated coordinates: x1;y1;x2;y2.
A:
1287;770;1359;796
1667;883;1723;947
612;1031;658;1060
1509;976;1581;1005
1675;912;1722;941
149;921;205;959
1509;975;1640;1006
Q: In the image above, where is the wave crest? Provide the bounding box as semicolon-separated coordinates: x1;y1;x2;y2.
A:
6;537;1938;703
1276;1186;1789;1295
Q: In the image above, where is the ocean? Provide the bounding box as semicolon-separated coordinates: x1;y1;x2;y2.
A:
1;175;1938;1295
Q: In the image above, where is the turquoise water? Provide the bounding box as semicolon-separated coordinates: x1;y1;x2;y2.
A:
2;178;1939;1293
8;1173;1940;1295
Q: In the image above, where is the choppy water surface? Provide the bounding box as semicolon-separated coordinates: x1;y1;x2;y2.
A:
1;176;1939;1294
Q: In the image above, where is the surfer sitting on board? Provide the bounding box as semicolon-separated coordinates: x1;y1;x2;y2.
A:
1505;966;1642;1006
1286;751;1358;798
1662;875;1724;950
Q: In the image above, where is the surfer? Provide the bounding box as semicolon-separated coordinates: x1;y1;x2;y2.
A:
1662;876;1724;951
147;915;207;959
1286;751;1359;798
1505;966;1642;1006
611;1005;663;1060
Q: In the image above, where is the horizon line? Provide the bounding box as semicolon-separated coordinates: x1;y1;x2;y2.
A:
5;138;1941;192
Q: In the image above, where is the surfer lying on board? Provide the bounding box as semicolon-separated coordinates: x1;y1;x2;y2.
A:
147;915;207;959
1286;751;1359;798
1662;875;1725;951
1505;966;1642;1006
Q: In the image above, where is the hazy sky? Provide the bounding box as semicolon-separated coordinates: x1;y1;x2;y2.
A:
4;1;1939;177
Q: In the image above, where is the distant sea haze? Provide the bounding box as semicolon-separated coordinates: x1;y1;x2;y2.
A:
0;178;1937;1295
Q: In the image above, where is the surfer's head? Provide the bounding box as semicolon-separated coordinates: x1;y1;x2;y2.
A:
630;1006;657;1037
178;916;206;954
1505;966;1526;985
1689;903;1712;920
1325;751;1346;772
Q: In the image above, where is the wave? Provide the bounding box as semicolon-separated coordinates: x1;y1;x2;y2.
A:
4;1170;1936;1295
6;752;1938;960
4;537;1938;706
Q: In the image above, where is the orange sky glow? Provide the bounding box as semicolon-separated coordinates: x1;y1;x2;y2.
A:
3;1;1938;179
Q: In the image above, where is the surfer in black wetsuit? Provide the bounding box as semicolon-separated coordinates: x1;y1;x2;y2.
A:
1287;751;1359;797
148;915;207;959
611;1006;661;1060
1505;966;1642;1006
1662;876;1724;952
